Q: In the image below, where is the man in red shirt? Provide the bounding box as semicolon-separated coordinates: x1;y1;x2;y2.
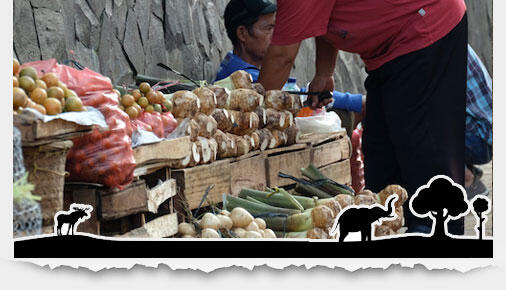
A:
258;0;468;235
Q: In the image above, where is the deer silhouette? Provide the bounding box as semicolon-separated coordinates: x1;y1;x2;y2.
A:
331;195;397;242
55;204;92;236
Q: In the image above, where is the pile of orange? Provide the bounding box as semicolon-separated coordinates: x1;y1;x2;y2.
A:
13;59;85;115
117;82;172;119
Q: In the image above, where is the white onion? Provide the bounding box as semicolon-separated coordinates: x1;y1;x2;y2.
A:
230;207;254;227
200;213;220;230
217;215;233;230
244;231;262;238
232;228;246;238
245;221;259;232
253;218;266;230
263;229;277;238
178;222;196;236
201;228;220;238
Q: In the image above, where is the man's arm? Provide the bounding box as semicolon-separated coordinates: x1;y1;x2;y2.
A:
309;36;338;108
258;42;301;90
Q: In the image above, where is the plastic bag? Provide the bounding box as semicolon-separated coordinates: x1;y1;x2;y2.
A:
350;125;365;193
295;111;345;134
160;112;178;137
137;112;164;138
22;59;136;189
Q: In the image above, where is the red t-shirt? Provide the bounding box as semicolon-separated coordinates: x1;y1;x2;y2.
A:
271;0;466;71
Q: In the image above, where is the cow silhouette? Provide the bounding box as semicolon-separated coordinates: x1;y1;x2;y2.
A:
331;195;397;242
54;204;93;236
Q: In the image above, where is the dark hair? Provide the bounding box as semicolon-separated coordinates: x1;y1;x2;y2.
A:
226;16;259;46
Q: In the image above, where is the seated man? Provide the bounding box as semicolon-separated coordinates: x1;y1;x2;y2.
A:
465;44;493;198
217;0;364;131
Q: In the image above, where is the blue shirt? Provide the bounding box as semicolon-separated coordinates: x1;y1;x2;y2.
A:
215;51;363;112
466;45;492;146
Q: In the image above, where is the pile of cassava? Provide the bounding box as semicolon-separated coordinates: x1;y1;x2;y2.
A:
168;70;302;168
221;165;408;239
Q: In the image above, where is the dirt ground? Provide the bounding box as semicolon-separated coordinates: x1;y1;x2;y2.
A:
464;161;493;237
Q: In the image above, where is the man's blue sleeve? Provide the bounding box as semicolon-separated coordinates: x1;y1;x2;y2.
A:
330;91;363;112
245;68;260;82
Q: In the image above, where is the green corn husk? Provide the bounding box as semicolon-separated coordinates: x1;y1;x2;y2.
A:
273;188;304;211
301;164;354;196
223;194;300;216
262;205;334;232
239;188;323;209
294;183;333;199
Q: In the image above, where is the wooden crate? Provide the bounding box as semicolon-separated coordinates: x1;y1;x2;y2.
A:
264;143;311;188
14;113;92;145
310;135;351;168
63;182;103;235
229;153;267;196
100;213;146;236
23;140;73;227
133;136;191;167
318;159;352;186
171;159;232;211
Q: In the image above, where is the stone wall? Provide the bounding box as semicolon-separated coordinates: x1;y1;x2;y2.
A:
13;0;491;94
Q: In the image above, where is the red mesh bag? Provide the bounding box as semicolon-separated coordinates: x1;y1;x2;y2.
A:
20;59;136;189
160;112;178;138
350;127;365;193
137;112;164;138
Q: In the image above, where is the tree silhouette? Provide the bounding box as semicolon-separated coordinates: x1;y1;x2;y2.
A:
410;177;469;239
471;196;489;240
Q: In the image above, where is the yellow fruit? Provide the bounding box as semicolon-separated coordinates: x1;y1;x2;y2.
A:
64;96;84;112
146;90;158;104
139;82;151;94
125;106;139;119
13;59;20;76
121;94;135;107
47;86;65;103
41;73;59;87
131;89;142;101
19;66;38;80
43;98;62;115
138;96;149;108
33;104;46;115
153;104;162;113
64;89;78;98
119;105;125;111
58;81;68;90
163;100;173;112
13;87;28;110
13;76;18;87
19;76;36;92
133;102;142;113
30;88;48;105
145;104;154;113
156;91;164;104
35;80;47;90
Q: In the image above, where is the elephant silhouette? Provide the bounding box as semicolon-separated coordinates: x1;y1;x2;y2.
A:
331;195;398;242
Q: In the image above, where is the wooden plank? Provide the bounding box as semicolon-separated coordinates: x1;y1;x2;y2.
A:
263;143;307;156
133;136;191;166
71;188;101;235
230;154;267;196
318;159;352;186
14;114;92;142
311;136;351;168
172;159;232;210
266;148;311;187
298;131;346;146
99;181;149;221
120;213;178;238
147;179;176;213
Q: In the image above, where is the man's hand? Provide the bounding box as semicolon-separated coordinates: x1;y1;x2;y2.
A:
308;75;334;109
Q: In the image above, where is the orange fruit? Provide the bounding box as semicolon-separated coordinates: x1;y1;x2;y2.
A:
19;66;38;80
13;87;28;109
33;104;46;115
13;59;20;76
121;94;135;107
153;104;162;113
35;79;47;90
43;97;63;115
145;104;154;113
47;86;65;102
132;102;142;112
125;106;139;119
41;73;59;87
139;82;151;94
30;88;48;104
64;96;84;112
146;90;158;104
131;89;142;101
58;81;68;91
156;91;164;104
13;76;18;87
19;76;36;92
64;88;78;98
138;96;149;108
